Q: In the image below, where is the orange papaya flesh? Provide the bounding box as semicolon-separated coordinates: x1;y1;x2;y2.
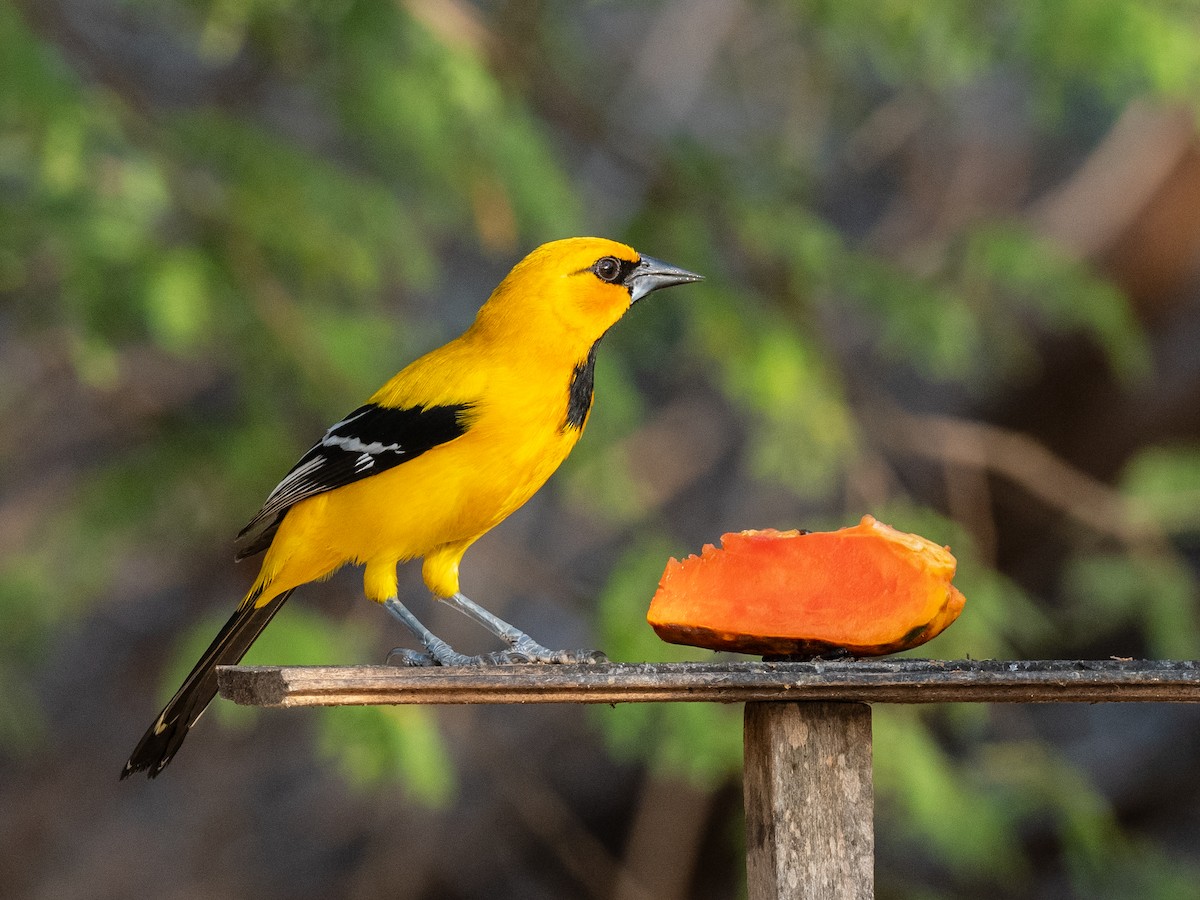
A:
647;515;966;658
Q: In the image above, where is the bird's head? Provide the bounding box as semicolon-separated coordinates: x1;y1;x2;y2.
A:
473;237;703;355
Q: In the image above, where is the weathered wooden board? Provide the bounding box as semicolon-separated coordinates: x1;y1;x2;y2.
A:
218;658;1200;708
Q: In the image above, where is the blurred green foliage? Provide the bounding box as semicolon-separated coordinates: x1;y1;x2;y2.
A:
803;0;1200;107
597;537;744;787
1122;445;1200;533
4;0;1200;896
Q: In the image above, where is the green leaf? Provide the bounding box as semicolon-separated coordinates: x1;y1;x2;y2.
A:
594;537;743;788
875;706;1026;881
1064;553;1200;658
145;249;213;353
960;223;1149;381
317;705;456;806
694;295;856;497
1120;445;1200;533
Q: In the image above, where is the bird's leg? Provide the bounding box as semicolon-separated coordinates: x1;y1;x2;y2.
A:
438;592;607;664
382;597;512;667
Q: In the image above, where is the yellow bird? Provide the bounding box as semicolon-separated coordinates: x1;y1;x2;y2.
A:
122;237;702;778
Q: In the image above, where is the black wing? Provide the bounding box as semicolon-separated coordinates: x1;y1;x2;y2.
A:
235;402;472;560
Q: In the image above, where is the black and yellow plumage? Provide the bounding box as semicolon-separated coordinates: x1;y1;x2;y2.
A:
123;237;702;778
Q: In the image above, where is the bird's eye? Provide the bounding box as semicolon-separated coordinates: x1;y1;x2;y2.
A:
593;256;623;284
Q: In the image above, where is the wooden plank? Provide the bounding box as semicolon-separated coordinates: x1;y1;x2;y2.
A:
217;659;1200;708
744;702;873;900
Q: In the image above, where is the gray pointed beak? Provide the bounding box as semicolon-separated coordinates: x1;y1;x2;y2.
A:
625;254;704;302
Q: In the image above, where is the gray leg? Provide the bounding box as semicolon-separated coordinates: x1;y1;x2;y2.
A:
383;597;511;667
438;592;607;664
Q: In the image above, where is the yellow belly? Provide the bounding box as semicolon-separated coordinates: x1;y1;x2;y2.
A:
250;405;581;605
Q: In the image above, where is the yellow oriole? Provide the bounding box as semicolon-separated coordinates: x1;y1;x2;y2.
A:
122;237;702;778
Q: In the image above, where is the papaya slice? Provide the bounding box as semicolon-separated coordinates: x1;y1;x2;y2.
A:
647;515;966;658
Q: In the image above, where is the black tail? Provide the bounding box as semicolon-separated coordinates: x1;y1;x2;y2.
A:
121;589;294;779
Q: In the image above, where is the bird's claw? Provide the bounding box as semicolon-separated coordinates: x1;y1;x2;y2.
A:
386;648;439;667
485;650;531;664
385;646;500;667
539;649;606;664
385;645;607;667
509;636;608;665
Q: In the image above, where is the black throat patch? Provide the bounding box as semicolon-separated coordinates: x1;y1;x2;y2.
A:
564;344;598;431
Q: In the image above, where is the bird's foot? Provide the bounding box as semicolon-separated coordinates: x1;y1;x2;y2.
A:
438;592;607;664
385;646;520;667
382;594;607;667
386;648;441;667
385;643;607;667
507;634;608;665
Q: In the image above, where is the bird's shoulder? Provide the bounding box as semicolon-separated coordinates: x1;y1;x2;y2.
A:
235;389;477;560
366;333;499;410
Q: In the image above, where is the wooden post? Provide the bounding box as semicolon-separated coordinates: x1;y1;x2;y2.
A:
744;702;873;900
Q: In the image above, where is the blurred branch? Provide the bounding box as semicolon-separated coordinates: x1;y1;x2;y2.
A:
223;237;360;402
877;405;1167;552
402;0;490;54
12;0;262;113
480;736;656;900
614;774;714;900
1030;101;1195;261
845;91;932;173
617;0;745;138
12;0;351;158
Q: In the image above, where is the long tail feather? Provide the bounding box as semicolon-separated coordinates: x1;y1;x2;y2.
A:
121;589;294;779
